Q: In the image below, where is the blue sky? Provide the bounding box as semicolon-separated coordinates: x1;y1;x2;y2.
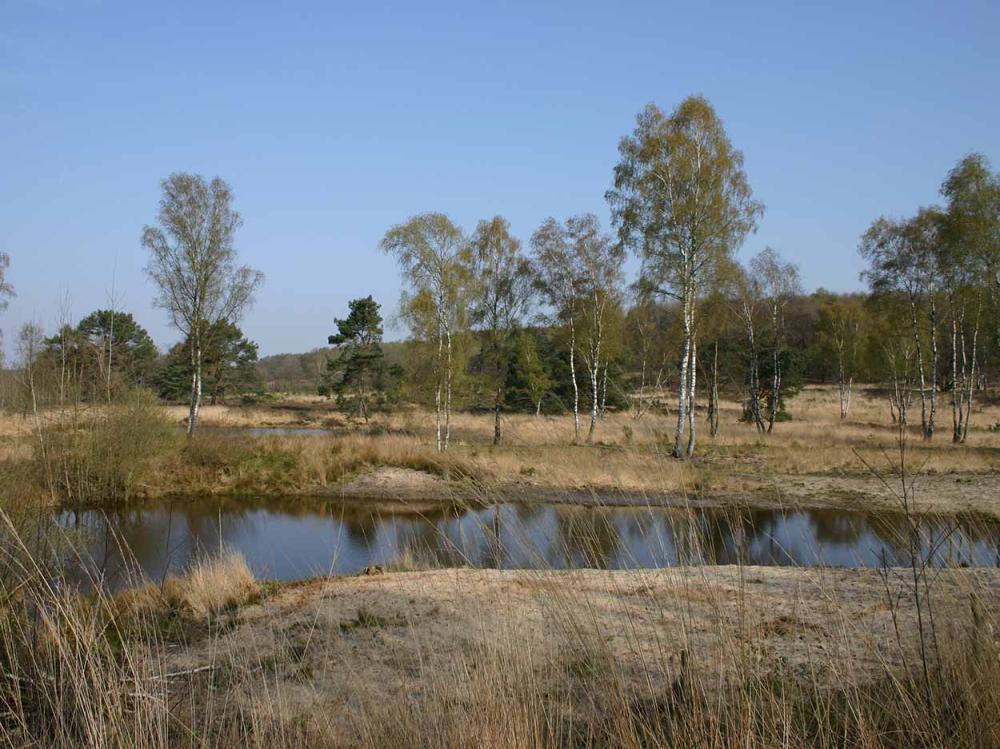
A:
1;0;998;357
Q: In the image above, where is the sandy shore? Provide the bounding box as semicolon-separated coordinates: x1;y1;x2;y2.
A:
158;565;1000;743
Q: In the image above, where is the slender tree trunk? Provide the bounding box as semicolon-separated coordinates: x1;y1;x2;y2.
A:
744;312;765;433
674;293;691;458
536;399;542;417
709;340;720;437
951;311;961;443
107;312;114;404
751;352;764;431
635;343;648;420
435;325;443;452
928;299;938;440
444;326;452;451
909;297;930;440
686;337;697;456
587;296;603;442
493;387;502;446
187;337;202;437
569;319;580;443
956;324;966;441
837;342;851;420
962;306;980;443
768;305;779;434
599;361;608;419
587;358;598;443
59;329;68;407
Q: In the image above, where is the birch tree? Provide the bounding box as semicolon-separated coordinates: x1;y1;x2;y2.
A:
728;262;766;432
751;247;801;432
531;215;623;443
860;211;942;440
940;153;1000;442
609;97;762;457
569;215;624;442
624;298;670;421
381;213;469;451
468;216;534;445
142;173;263;437
816;296;864;420
531;217;583;442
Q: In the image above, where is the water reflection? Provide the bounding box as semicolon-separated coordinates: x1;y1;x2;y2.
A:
56;499;1000;589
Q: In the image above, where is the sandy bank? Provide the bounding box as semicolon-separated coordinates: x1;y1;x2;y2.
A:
157;565;1000;743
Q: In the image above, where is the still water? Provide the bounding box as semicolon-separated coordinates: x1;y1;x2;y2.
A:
54;498;1000;589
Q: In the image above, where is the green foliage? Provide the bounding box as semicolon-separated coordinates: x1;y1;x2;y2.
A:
155;321;259;403
467;217;534;394
608;97;762;299
321;296;398;421
41;309;158;399
506;330;552;414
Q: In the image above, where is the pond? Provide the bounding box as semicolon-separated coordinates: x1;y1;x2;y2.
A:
55;498;1000;589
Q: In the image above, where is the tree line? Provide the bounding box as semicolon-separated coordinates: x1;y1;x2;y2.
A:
0;308;261;412
1;96;998;453
358;97;1000;454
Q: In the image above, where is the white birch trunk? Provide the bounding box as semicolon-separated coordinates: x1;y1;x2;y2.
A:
686;337;697;456
674;293;691;458
444;326;452;451
928;300;938;440
587;357;598;443
435;324;443;452
187;339;202;437
569;319;580;443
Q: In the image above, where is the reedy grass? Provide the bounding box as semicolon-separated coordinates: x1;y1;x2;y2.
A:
2;386;1000;745
5;385;999;509
1;507;1000;747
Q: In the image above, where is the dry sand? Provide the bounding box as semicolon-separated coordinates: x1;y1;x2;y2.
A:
159;565;1000;742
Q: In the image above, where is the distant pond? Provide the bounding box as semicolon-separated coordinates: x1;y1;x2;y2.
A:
55;498;1000;589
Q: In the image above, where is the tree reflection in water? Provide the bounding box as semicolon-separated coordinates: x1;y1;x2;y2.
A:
54;498;1000;590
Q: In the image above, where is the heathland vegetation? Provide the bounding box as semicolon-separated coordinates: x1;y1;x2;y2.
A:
1;96;1000;746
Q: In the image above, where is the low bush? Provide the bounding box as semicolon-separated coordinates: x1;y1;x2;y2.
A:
34;389;177;506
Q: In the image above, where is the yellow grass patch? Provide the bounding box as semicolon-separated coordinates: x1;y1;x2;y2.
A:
160;550;259;618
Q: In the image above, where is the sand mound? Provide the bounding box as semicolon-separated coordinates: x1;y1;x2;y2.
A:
338;466;453;500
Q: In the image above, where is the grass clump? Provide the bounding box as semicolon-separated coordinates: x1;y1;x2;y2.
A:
161;550;259;619
339;607;392;632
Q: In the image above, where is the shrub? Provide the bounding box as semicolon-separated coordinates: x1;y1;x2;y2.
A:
35;389;177;505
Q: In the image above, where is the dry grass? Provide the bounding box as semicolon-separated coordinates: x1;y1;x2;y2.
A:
3;385;999;514
3;408;1000;748
130;386;1000;515
3;387;1000;745
4;553;1000;747
159;550;260;619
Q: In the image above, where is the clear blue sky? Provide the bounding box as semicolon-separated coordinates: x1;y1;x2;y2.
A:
2;0;998;357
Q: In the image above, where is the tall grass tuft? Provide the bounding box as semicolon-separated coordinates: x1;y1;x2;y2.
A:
161;550;259;619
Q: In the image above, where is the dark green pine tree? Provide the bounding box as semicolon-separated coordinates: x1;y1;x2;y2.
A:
323;296;390;422
154;321;258;403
